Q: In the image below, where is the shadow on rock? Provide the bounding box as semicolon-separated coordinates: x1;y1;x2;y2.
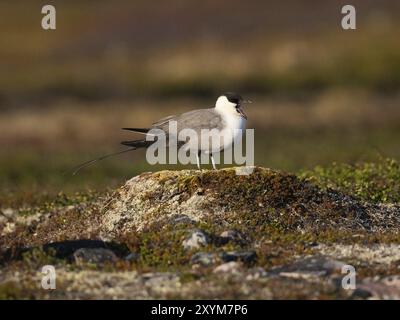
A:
1;239;131;264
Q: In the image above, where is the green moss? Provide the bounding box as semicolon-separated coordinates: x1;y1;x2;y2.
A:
176;167;312;210
301;158;400;203
128;224;190;270
0;192;105;252
21;247;60;269
0;282;26;300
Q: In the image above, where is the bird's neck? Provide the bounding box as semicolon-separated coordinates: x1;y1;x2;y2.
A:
215;107;246;130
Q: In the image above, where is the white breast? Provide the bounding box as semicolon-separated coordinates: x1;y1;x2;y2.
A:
199;112;245;154
220;114;246;151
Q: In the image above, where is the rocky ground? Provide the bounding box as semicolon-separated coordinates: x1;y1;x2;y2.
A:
1;163;400;299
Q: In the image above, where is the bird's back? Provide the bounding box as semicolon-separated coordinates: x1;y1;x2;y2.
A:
153;108;224;136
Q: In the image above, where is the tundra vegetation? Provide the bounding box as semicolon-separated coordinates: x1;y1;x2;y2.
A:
1;159;400;299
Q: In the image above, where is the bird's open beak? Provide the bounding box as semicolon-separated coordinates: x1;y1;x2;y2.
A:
237;98;251;119
237;105;247;119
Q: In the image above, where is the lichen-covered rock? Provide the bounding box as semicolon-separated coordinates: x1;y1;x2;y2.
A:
218;230;248;245
220;250;257;264
268;255;347;279
101;167;400;239
101;169;223;238
353;276;400;300
182;229;209;250
213;261;243;274
316;244;400;265
73;248;118;266
190;252;218;266
2;165;400;300
124;252;140;262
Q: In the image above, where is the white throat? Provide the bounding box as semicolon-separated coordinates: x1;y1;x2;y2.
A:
215;96;237;115
214;96;246;134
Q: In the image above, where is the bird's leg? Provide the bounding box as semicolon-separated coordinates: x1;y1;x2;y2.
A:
210;153;217;170
196;150;202;170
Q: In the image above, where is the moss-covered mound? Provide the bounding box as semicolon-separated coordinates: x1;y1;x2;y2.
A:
1;162;400;299
102;166;400;238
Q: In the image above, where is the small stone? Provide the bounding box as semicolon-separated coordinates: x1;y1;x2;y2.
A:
140;272;180;290
190;252;218;266
245;267;268;280
2;222;16;235
278;271;325;280
235;166;255;176
305;241;319;248
213;261;242;274
218;230;247;245
73;248;117;265
351;288;373;299
269;255;347;278
125;252;140;262
1;208;14;218
322;258;347;273
182;229;209;250
220;250;257;264
170;214;195;225
352;276;400;299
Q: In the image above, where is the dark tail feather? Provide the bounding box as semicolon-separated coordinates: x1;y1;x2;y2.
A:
122;128;150;134
69;148;137;176
121;139;152;148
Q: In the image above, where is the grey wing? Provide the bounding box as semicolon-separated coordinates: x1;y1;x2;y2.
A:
158;109;223;133
152;115;177;127
182;109;224;131
150;109;223;154
150;108;223;149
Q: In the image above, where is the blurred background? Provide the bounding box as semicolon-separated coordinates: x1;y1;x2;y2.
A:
1;0;400;198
